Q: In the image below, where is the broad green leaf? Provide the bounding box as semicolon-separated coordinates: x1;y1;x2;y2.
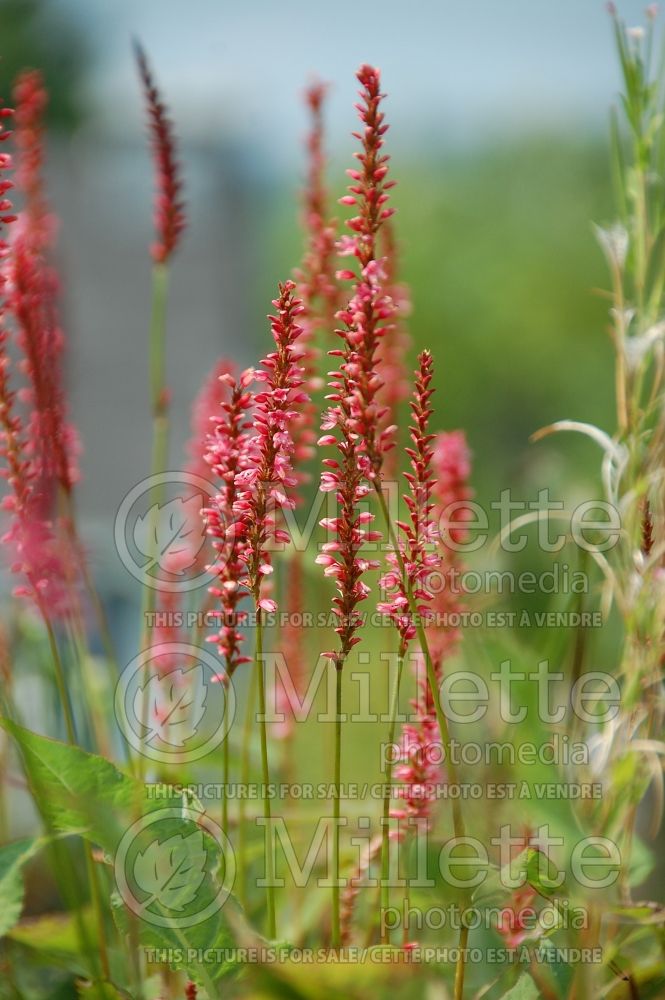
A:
0;836;46;937
500;972;539;1000
1;719;134;854
1;722;239;989
524;847;563;899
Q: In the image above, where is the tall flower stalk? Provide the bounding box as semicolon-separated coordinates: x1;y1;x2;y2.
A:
376;350;439;942
318;62;396;949
232;280;308;939
135;43;186;777
204;367;253;851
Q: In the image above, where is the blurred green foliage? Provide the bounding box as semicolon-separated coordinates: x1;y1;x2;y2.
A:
0;0;89;129
265;134;616;509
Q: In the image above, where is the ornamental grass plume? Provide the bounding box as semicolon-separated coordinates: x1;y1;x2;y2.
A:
134;42;186;264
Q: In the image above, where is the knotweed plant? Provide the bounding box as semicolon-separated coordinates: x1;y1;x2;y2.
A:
0;12;664;1000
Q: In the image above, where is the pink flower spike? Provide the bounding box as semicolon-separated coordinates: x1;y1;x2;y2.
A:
232;280;309;612
380;351;439;655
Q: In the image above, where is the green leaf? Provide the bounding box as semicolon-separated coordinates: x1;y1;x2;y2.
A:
1;721;239;989
0;836;46;937
500;972;539;1000
524;847;563;899
1;719;134;854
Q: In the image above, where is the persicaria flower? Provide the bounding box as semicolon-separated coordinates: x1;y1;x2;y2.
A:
12;71;53;249
392;709;445;827
9;70;80;501
316;419;380;664
0;96;71;614
232;281;308;610
295;80;339;343
330;64;398;476
187;357;236;485
378;351;440;653
432;429;473;549
135;43;186;264
204;367;254;677
291;81;339;485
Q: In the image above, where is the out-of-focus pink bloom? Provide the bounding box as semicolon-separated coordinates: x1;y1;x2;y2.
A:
204;368;253;677
340;833;382;947
135;43;186;264
9;70;80;503
378;351;439;652
375;223;412;479
426;430;473;666
432;430;473;548
186;358;235;485
392;710;444;827
273;552;305;740
12;71;54;249
496;831;538;948
291;81;338;486
0;96;71;615
232;281;308;609
497;883;538;948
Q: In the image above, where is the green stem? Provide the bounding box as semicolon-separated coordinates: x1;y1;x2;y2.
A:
380;651;404;944
222;685;229;839
331;664;343;949
238;664;257;909
39;603;76;745
255;611;277;939
137;262;171;783
454;924;469;1000
374;484;468;995
34;599;112;987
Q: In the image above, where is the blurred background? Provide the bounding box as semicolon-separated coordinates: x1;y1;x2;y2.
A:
0;0;646;605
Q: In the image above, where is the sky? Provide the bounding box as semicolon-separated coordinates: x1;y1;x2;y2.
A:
64;0;652;167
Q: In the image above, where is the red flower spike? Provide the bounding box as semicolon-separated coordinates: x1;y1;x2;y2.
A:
204;368;253;677
135;42;186;264
0;106;72;615
232;281;308;610
377;351;439;653
10;70;80;501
